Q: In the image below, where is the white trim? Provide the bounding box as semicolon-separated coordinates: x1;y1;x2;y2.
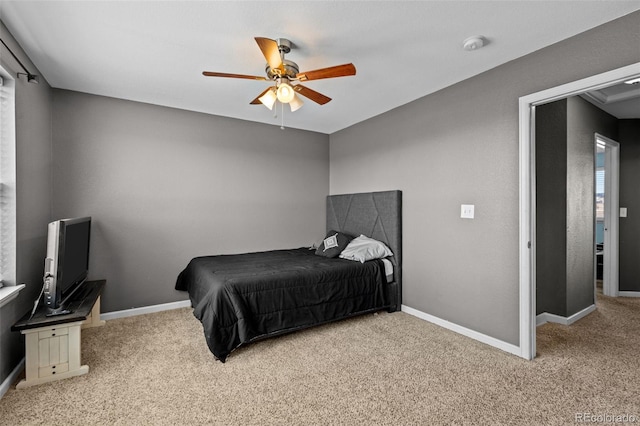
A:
519;98;535;360
536;304;596;326
618;291;640;298
0;283;24;308
596;134;620;298
401;304;521;357
536;313;549;327
0;358;24;399
100;299;191;321
519;62;640;361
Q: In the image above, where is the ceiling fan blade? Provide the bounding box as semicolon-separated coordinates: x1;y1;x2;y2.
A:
293;85;332;105
255;37;283;71
203;71;267;81
296;63;356;82
250;87;274;105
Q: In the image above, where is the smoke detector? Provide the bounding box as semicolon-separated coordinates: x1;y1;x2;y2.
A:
463;36;485;51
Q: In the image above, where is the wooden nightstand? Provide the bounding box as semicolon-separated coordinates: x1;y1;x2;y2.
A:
12;280;105;389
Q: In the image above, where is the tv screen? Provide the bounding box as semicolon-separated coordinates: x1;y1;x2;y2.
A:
58;220;91;293
44;217;92;315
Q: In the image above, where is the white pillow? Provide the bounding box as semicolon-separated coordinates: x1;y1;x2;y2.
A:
339;234;393;263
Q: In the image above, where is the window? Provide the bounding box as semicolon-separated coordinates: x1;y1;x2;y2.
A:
595;141;605;219
0;66;16;292
595;167;605;220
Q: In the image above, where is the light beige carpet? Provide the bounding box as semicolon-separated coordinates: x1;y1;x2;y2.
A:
1;294;638;425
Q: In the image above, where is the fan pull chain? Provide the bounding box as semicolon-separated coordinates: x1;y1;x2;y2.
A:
280;101;285;130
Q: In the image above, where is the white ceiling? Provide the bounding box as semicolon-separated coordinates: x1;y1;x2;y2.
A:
1;1;639;134
583;82;640;119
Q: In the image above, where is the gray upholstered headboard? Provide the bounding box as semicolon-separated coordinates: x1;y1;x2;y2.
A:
326;190;402;312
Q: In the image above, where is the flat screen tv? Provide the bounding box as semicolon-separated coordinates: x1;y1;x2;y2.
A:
43;217;92;315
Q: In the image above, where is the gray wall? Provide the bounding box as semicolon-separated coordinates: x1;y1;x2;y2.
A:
566;96;617;315
619;119;640;292
51;90;329;312
330;11;640;345
0;22;53;386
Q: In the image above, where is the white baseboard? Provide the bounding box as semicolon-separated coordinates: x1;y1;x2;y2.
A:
536;304;596;326
401;305;522;357
101;299;191;321
0;358;24;399
618;291;640;298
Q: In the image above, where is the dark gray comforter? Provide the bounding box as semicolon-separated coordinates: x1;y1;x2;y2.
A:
175;248;388;362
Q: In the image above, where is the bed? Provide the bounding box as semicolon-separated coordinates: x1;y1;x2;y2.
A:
175;190;402;362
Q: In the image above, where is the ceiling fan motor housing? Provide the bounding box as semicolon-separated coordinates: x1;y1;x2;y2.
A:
265;59;299;80
276;38;292;53
264;38;297;80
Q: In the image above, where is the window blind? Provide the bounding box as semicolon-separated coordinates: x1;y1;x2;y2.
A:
595;169;605;195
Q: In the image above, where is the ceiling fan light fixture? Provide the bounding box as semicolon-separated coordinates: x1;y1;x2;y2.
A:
276;82;295;103
289;93;304;112
259;88;277;110
203;37;354;112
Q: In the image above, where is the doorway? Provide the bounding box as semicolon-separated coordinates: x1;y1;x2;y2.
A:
595;134;620;298
518;62;640;360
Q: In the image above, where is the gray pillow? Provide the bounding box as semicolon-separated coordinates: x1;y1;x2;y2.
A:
315;230;354;258
339;234;393;263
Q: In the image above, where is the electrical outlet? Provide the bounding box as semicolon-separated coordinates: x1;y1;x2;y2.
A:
461;204;475;219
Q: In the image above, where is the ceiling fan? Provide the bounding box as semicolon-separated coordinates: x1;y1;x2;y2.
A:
202;37;356;112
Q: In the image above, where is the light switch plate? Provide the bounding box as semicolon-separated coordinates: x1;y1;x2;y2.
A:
620;207;628;218
461;204;475;219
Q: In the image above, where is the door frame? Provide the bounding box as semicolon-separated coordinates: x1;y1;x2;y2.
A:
518;62;640;360
595;133;620;297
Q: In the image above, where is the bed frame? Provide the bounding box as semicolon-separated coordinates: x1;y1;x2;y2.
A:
327;190;402;311
176;189;403;361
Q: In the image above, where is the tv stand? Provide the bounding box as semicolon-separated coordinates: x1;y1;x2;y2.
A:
12;280;105;389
